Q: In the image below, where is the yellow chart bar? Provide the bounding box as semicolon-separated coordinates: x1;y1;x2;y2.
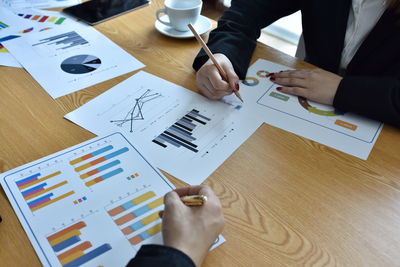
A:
60;250;84;265
19;171;61;190
50;229;81;247
147;197;163;209
48;17;57;22
31;191;74;211
141;212;160;226
146;223;161;235
25;181;68;200
132;191;155;205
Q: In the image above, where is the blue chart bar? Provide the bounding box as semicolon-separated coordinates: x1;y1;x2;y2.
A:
53;235;81;252
16;173;40;185
152;109;211;153
64;244;112;267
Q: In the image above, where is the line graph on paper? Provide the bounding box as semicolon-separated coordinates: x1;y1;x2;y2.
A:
110;90;163;132
93;86;180;134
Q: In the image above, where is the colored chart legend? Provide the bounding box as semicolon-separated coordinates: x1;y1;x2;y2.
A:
107;191;163;246
0;21;9;29
18;13;66;25
47;221;112;267
152;109;211;153
70;145;129;187
127;173;139;181
19;27;33;34
15;171;74;212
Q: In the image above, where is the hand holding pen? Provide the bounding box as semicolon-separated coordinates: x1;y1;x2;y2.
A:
188;24;243;102
159;185;224;267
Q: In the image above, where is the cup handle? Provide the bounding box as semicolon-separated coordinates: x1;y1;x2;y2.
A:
156;8;172;27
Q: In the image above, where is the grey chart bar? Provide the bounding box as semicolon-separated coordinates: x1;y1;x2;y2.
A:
32;31;88;50
152;109;211;153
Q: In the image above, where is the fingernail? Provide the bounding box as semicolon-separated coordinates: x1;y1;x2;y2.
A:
235;81;240;91
277;87;282;91
270;77;275;81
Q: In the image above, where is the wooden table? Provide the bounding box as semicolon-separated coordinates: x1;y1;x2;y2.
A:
1;1;400;266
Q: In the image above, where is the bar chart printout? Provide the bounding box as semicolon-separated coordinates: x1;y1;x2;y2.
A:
152;109;211;153
69;145;129;187
107;191;163;246
32;31;88;50
15;171;74;212
47;221;112;267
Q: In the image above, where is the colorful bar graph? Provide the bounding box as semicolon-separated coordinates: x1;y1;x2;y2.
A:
79;160;120;179
31;191;75;211
114;197;163;226
18;13;67;25
108;191;156;217
84;168;124;187
122;211;160;235
63;243;111;267
152;109;211;153
47;221;112;266
70;145;114;165
0;21;9;28
74;147;129;172
129;223;162;245
17;171;61;190
24;181;68;200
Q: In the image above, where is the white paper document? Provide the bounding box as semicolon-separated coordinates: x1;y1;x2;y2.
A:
239;59;383;159
1;0;80;9
65;71;260;184
0;132;225;267
0;8;88;68
3;24;145;98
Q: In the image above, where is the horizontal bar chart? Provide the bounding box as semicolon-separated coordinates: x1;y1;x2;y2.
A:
47;221;112;267
74;147;128;172
70;145;113;165
152;109;211;153
129;223;162;245
15;171;74;212
79;160;120;179
122;211;160;235
84;168;124;187
107;191;156;217
114;197;163;226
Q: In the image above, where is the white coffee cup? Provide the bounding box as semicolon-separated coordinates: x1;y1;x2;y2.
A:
156;0;203;32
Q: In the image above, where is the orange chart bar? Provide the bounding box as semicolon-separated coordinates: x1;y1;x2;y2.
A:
129;223;162;245
70;145;113;165
74;147;129;172
114;197;163;226
47;221;86;242
108;191;156;217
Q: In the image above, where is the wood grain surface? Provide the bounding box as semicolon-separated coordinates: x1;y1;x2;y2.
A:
1;1;400;266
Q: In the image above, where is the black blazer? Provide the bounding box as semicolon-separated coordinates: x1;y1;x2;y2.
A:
126;245;195;266
193;0;400;127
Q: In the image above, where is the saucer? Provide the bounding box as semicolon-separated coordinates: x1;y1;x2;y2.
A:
155;15;212;39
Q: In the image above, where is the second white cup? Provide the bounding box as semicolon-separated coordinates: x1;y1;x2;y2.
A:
156;0;203;32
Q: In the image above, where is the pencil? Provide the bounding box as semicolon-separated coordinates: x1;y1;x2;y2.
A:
188;23;243;102
180;195;208;206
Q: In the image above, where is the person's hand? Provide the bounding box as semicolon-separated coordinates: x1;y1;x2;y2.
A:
271;68;343;105
196;53;239;100
160;185;224;267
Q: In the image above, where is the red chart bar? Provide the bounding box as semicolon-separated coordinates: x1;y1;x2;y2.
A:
39;16;49;23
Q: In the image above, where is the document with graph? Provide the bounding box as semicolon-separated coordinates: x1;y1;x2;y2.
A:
2;24;144;98
239;59;383;159
65;71;260;184
0;133;224;267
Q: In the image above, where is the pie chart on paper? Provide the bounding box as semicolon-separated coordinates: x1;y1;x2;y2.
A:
61;55;101;74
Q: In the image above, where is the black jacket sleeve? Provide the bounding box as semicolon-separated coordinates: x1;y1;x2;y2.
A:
192;0;300;78
334;76;400;127
126;245;195;267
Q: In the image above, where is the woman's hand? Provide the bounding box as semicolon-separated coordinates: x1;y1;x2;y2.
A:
196;53;239;100
271;68;343;105
160;185;224;267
